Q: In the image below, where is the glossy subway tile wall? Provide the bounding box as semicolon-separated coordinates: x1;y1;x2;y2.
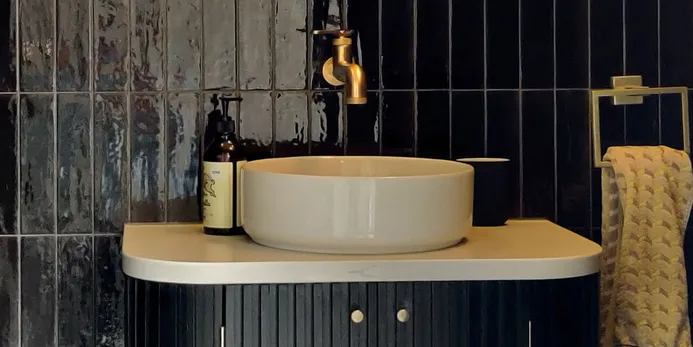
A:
0;0;692;345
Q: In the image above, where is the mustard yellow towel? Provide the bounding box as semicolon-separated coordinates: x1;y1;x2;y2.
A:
601;145;693;347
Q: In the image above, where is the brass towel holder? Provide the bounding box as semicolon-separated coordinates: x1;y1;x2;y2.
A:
590;75;690;168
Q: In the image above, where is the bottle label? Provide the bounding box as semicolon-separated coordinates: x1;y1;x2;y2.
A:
202;161;235;228
236;160;247;225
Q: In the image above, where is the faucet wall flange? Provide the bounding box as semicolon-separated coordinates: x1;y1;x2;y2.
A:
321;57;346;87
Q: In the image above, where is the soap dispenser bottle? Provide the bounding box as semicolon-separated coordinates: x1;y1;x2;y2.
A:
202;95;247;236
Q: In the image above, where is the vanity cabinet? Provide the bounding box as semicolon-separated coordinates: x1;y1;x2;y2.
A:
125;275;598;347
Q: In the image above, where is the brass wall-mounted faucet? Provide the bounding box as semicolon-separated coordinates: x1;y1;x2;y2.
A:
312;29;367;105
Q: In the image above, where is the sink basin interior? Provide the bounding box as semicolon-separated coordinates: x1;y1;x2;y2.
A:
242;156;474;177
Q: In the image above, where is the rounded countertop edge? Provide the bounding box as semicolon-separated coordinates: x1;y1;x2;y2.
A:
121;251;601;285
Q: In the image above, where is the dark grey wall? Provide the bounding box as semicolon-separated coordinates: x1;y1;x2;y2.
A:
0;0;692;345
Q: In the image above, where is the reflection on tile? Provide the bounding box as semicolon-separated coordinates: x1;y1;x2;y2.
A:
131;94;165;222
0;238;18;347
661;1;693;87
556;91;590;230
238;0;271;89
94;94;128;233
311;92;344;155
95;236;124;347
624;96;659;146
417;0;449;89
57;95;92;234
20;95;55;234
521;91;555;219
381;0;414;89
58;236;94;347
21;237;56;347
451;0;483;89
486;92;520;217
381;92;414;156
311;0;343;89
417;91;450;159
57;0;90;91
203;0;235;89
346;92;379;155
520;0;553;88
240;91;272;152
167;93;201;222
0;0;16;91
95;0;129;91
131;0;165;91
347;0;379;90
486;0;519;88
0;96;17;234
590;0;623;88
19;0;53;91
275;92;308;156
451;92;485;159
168;0;201;90
555;0;588;88
625;1;658;85
275;0;307;89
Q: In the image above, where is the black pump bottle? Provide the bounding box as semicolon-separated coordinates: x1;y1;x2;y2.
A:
201;95;247;236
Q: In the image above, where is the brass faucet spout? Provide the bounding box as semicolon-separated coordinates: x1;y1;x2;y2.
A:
344;64;367;104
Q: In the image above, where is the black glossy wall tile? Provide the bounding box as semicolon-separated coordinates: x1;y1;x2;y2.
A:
0;95;17;234
451;92;485;159
417;91;449;159
275;92;310;156
21;237;56;347
661;1;693;87
555;0;588;88
556;91;591;231
95;0;129;91
590;0;624;88
522;91;555;219
486;91;521;217
381;0;414;89
58;236;94;347
416;0;449;89
311;92;344;155
57;94;92;234
0;237;18;347
346;92;379;155
625;96;659;146
451;0;484;89
20;95;55;235
660;93;686;150
19;0;53;91
0;0;15;91
131;0;165;91
625;1;659;86
57;0;90;91
348;0;379;90
240;91;273;153
94;94;128;233
381;92;414;156
486;0;519;89
130;94;165;222
95;236;124;347
521;0;554;89
166;93;201;222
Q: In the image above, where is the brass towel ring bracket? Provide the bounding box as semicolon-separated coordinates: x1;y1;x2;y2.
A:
590;75;690;168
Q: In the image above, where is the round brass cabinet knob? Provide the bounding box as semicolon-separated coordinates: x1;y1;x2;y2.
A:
397;309;410;323
351;310;364;323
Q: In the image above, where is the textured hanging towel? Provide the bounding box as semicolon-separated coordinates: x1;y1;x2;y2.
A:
601;145;693;347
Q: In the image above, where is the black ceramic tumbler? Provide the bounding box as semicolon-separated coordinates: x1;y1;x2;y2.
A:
457;158;510;227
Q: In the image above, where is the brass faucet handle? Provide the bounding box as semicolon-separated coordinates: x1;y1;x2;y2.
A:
311;29;353;38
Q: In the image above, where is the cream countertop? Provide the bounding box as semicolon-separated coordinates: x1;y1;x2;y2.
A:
121;219;602;285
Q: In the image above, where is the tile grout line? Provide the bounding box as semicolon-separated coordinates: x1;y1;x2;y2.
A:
656;0;662;143
0;233;125;238
270;0;277;156
552;0;558;222
52;0;59;343
341;0;348;156
14;0;21;342
587;0;593;235
305;0;313;155
621;0;627;144
517;0;524;217
482;0;488;156
88;0;97;344
0;87;604;94
126;0;133;225
412;0;418;156
377;0;383;155
199;0;206;224
447;0;453;159
233;0;241;135
162;0;169;222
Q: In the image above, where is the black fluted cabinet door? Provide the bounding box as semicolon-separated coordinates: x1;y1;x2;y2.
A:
125;275;598;347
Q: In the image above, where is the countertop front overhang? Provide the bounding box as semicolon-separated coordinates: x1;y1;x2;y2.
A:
121;219;602;285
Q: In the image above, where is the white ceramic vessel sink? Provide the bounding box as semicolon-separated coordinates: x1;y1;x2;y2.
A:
242;156;474;254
